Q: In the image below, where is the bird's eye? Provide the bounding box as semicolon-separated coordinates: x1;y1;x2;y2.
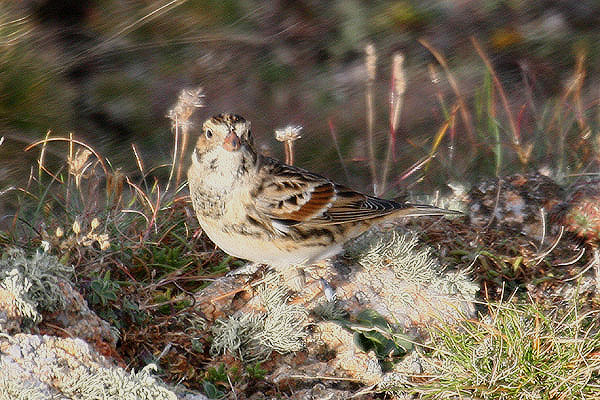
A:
205;129;213;138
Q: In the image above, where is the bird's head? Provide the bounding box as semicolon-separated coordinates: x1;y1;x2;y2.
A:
194;113;252;157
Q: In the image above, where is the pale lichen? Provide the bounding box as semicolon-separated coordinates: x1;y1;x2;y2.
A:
211;277;308;362
347;228;478;302
57;363;177;400
0;248;73;327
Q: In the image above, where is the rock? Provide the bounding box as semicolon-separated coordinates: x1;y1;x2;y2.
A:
0;248;201;400
466;173;564;240
42;280;119;359
0;333;179;400
304;321;382;385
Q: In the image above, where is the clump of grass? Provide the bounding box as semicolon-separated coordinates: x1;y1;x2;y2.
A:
357;38;600;196
402;300;600;399
312;299;347;321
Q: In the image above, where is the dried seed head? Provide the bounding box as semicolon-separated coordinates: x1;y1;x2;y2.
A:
72;220;81;235
106;169;125;204
275;125;303;142
392;53;406;96
68;148;92;187
98;234;111;250
365;43;377;81
167;86;205;129
91;218;100;231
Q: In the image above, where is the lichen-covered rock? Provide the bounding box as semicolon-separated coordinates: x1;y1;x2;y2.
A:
293;384;372;400
194;273;255;321
0;248;73;331
339;228;478;327
0;248;118;357
0;334;179;400
42;279;119;358
0;248;203;398
0;268;41;332
466;173;564;240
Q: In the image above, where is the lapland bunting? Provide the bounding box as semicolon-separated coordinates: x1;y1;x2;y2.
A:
188;113;460;272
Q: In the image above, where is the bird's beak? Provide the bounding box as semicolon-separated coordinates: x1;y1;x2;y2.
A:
223;131;241;152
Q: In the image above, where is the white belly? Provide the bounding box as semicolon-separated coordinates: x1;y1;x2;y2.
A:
199;217;342;267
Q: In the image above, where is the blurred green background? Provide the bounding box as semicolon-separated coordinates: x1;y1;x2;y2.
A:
1;0;599;197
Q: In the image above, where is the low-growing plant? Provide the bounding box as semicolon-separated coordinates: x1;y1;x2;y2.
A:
399;300;600;399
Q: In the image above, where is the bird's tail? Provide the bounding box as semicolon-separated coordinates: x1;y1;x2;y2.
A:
396;203;464;217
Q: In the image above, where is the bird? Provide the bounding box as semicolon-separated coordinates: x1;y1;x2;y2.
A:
188;113;461;275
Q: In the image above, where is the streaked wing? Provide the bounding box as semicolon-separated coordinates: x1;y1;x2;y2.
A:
321;186;406;224
255;157;337;224
255;157;404;227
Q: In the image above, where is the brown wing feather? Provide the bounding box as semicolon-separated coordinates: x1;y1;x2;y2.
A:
254;157;336;223
284;183;336;221
254;155;458;228
255;157;402;226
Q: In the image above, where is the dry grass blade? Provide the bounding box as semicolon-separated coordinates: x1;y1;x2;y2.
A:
428;63;447;115
425;105;457;172
25;136;109;176
327;118;351;183
365;43;378;195
167;113;179;192
572;52;587;131
547;52;587;135
419;38;475;144
126;176;155;222
37;130;51;182
381;52;406;195
471;37;521;150
398;153;436;183
131;143;148;192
